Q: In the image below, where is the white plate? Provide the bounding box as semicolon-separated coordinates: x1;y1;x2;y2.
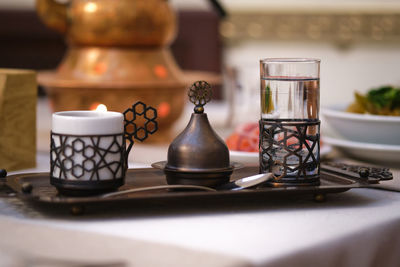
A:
230;144;332;165
229;151;259;165
322;105;400;145
323;136;400;165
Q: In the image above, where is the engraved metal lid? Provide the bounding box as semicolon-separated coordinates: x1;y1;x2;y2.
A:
162;81;233;186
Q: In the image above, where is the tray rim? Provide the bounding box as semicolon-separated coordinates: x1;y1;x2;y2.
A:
4;168;370;206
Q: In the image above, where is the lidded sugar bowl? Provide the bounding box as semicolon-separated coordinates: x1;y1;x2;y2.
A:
153;81;235;187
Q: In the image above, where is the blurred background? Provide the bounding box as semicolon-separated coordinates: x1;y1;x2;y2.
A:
1;0;400;126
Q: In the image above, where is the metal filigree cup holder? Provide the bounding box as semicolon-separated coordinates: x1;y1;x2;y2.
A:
50;102;158;196
259;119;320;186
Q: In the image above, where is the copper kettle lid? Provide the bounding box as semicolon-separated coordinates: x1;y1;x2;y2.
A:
164;81;233;186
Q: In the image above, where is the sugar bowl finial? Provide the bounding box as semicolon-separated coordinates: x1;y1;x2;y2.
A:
188;80;212;114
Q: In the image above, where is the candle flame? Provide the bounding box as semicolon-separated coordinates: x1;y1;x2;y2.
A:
90;103;108;112
96;104;108;112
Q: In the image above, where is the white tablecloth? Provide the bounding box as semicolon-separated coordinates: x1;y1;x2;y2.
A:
2;156;400;267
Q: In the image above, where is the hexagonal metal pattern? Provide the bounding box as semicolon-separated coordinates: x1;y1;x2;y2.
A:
50;133;125;181
83;146;95;158
62;158;73;171
64;145;74;157
72;139;84;152
123;101;158;149
83;159;95;171
72;165;84;178
124;122;137;136
145;120;158;134
259;119;320;183
133;102;146;115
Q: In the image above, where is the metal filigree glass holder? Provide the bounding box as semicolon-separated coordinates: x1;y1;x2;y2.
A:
259;119;320;186
259;58;320;186
50;101;158;196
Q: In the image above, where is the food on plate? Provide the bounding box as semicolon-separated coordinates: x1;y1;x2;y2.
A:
226;123;259;152
347;86;400;116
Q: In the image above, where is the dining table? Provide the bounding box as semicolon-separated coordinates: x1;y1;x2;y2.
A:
1;97;400;267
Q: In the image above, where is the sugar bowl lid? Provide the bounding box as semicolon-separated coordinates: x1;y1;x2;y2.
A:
154;81;234;187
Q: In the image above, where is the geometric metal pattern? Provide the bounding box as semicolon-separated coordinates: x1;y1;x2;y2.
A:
259;119;320;185
188;80;212;108
50;133;125;181
123;101;158;155
50;101;158;194
323;161;393;181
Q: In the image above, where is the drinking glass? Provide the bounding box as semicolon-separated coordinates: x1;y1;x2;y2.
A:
259;58;320;186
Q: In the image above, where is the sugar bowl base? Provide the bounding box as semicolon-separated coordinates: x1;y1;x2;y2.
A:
152;161;240;188
164;170;232;188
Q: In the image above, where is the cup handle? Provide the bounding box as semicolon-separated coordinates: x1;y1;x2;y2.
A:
123;101;158;159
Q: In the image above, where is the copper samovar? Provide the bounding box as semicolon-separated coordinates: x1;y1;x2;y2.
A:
36;0;187;141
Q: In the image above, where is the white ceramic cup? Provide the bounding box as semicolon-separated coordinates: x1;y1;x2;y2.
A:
51;110;125;194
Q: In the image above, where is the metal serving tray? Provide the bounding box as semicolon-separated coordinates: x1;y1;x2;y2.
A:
2;166;381;215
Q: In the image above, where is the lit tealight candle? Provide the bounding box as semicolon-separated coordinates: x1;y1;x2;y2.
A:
51;108;125;187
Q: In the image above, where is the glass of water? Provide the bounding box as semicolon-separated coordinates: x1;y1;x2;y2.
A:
259;58;320;186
